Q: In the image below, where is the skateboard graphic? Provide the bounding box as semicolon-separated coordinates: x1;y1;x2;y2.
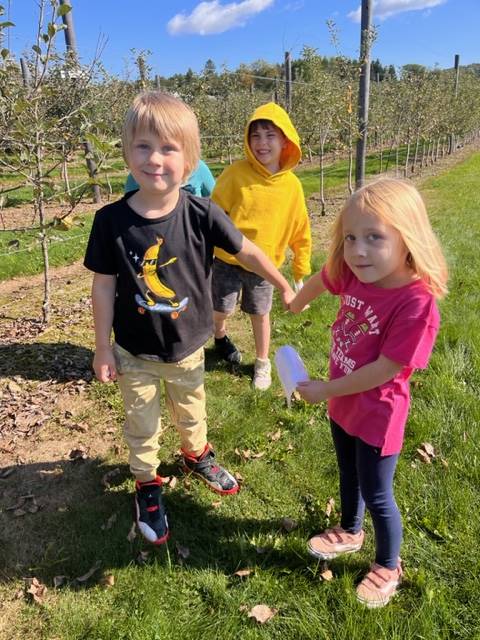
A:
135;294;189;318
135;236;188;319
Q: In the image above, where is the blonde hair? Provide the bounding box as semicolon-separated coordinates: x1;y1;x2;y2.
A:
326;178;448;299
122;91;200;180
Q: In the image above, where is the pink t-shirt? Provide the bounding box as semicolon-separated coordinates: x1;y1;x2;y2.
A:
321;266;440;455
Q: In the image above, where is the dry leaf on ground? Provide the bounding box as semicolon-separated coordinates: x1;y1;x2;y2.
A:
247;604;278;624
281;517;298;532
99;574;115;588
101;468;121;489
320;569;334;581
233;569;252;578
26;577;47;604
74;561;101;584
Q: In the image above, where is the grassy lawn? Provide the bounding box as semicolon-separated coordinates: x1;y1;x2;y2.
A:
1;153;480;639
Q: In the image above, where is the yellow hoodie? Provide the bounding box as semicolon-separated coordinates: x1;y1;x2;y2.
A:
212;102;311;281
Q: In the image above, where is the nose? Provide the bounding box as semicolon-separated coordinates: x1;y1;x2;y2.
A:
148;149;163;165
353;239;368;257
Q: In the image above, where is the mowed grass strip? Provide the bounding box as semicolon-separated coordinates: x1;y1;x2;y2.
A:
2;153;480;640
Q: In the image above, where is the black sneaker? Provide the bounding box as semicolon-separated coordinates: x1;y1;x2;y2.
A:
134;476;169;545
182;445;239;495
214;335;242;365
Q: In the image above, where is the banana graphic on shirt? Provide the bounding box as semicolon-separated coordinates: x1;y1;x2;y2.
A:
138;236;178;305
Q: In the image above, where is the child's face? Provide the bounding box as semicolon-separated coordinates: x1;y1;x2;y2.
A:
248;122;286;172
128;129;186;197
342;205;411;288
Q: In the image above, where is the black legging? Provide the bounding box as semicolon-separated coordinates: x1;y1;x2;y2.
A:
330;419;402;569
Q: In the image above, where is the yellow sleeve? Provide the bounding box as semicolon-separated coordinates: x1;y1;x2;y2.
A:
289;182;312;281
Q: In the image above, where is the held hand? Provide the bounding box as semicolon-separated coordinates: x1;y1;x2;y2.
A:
289;292;310;314
296;379;330;404
280;284;296;310
93;346;117;383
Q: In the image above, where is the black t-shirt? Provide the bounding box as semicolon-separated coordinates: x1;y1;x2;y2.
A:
84;191;243;362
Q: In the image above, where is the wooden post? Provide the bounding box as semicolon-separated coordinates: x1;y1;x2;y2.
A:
59;0;101;203
355;0;372;190
284;51;292;113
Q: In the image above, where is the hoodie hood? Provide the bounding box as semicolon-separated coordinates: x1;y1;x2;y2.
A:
244;102;302;176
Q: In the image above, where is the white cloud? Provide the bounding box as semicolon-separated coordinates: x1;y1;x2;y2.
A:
347;0;447;22
167;0;275;36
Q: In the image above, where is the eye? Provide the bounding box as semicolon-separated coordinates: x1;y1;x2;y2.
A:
367;233;383;241
344;233;355;242
136;143;149;150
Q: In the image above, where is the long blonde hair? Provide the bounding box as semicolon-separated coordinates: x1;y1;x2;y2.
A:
326;178;448;299
122;91;200;180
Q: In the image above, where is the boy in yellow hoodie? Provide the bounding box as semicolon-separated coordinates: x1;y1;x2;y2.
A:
212;103;312;389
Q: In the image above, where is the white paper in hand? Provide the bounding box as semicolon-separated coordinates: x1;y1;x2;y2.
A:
274;345;310;407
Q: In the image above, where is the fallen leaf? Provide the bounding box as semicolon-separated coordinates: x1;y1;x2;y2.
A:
69;447;88;462
320;569;334;581
99;574;115;588
53;575;67;588
75;561;101;584
416;448;432;464
69;422;89;433
247;604;277;624
13;508;26;517
39;467;63;478
168;476;178;489
135;550;150;566
281;517;298;533
325;497;335;518
420;442;435;458
268;429;282;442
211;500;222;508
440;458;449;468
101;468;121;489
127;522;137;542
101;513;117;530
234;472;244;483
176;542;190;561
251;451;266;460
233;569;252;578
26;577;47;604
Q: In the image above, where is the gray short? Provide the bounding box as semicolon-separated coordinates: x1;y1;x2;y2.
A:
212;259;273;316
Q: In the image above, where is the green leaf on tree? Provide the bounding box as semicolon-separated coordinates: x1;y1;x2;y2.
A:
57;3;72;17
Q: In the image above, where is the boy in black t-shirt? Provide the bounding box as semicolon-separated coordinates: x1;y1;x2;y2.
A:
84;91;295;545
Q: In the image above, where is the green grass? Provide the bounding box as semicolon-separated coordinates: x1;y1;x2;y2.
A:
0;214;95;281
2;153;480;639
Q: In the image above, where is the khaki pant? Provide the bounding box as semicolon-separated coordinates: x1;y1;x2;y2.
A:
114;343;207;482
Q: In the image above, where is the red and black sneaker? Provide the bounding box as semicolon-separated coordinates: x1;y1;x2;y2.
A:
182;444;239;495
134;476;169;545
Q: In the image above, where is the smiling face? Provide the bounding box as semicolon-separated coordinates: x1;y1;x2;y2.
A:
127;128;186;198
342;204;412;288
248;121;286;173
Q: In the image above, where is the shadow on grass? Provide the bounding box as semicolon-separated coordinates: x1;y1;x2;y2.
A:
204;345;255;381
0;455;324;590
0;342;93;382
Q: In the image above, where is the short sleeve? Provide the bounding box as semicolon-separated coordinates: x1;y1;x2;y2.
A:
381;295;440;369
209;201;243;255
84;210;117;275
321;264;353;295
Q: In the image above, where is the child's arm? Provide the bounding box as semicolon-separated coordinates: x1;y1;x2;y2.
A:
290;271;327;313
235;237;295;308
297;355;403;404
91;272;117;383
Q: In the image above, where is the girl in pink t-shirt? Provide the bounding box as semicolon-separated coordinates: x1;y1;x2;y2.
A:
290;178;447;608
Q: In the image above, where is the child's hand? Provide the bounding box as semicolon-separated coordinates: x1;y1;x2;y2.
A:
93;346;117;383
289;292;309;314
296;379;329;403
280;285;296;310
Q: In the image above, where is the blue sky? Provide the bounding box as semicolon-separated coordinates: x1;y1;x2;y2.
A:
5;0;479;77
